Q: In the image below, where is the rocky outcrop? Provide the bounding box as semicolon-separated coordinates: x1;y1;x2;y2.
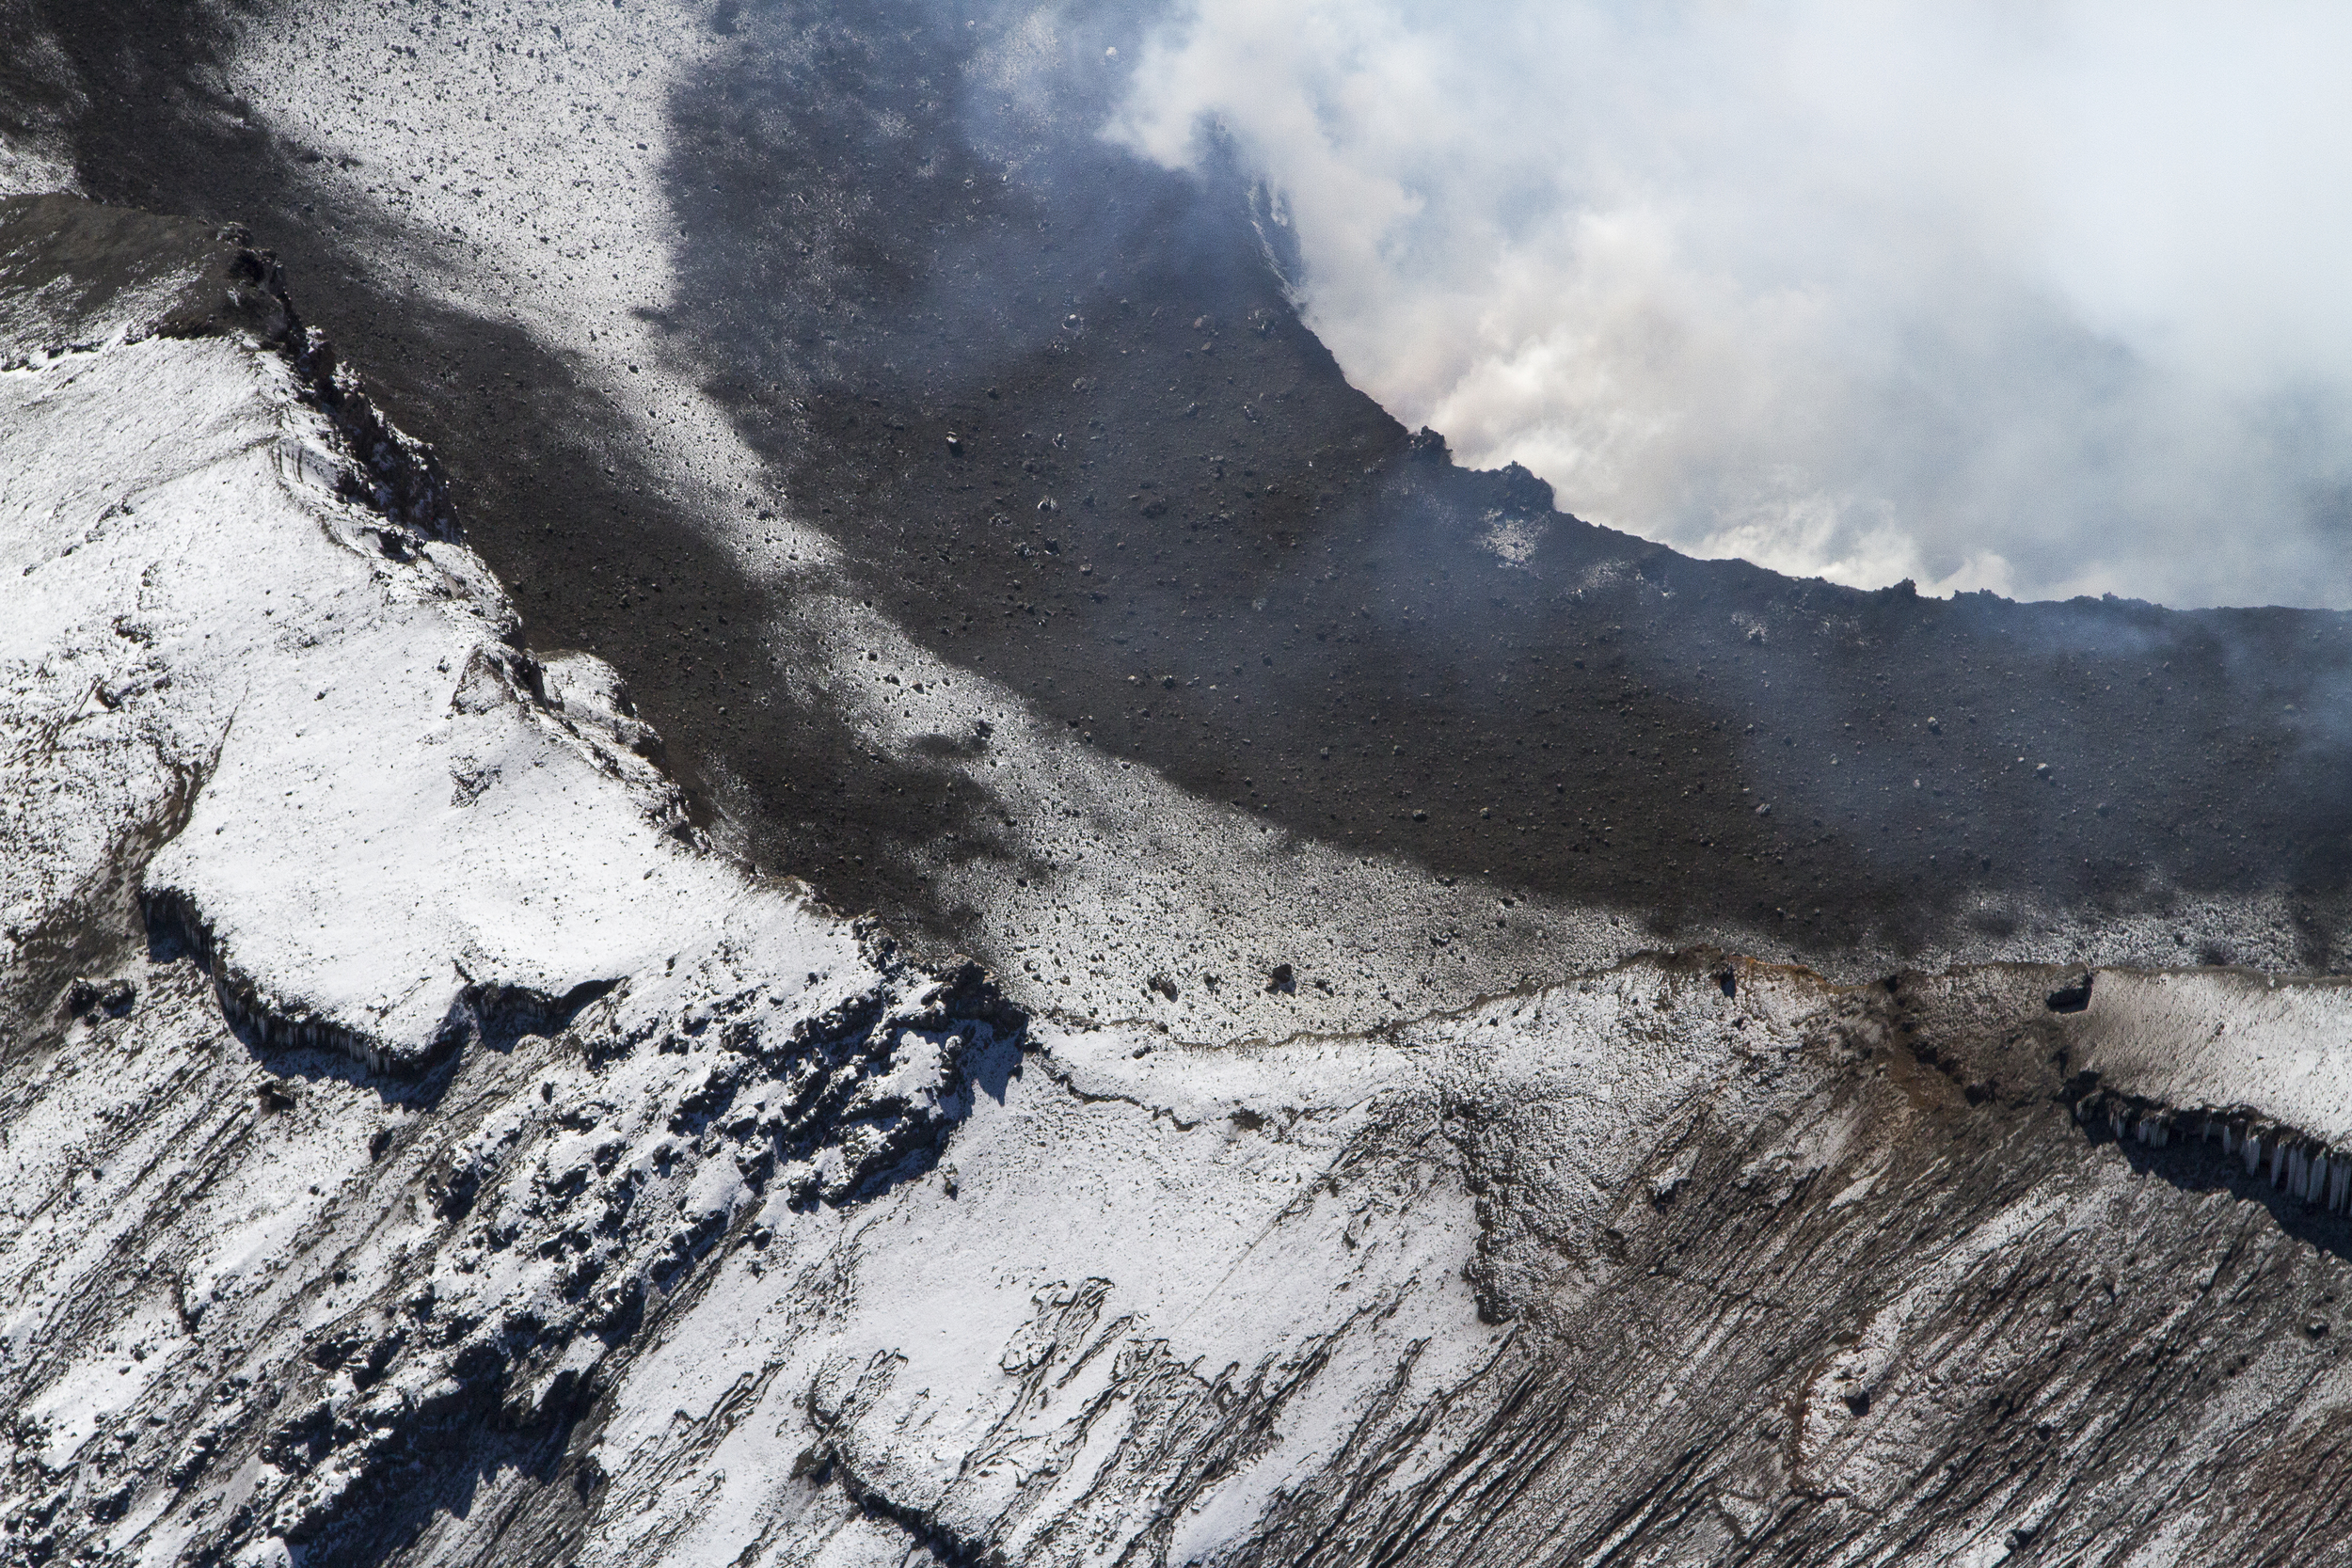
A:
18;198;2352;1568
0;193;456;545
0;195;1025;1568
0;914;1023;1568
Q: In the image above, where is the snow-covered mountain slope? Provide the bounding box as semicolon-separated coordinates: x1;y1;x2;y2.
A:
1;195;869;1072
0;198;1020;1564
15;195;2352;1568
16;0;2352;1051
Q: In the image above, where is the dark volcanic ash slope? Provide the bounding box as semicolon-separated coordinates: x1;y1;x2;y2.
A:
18;81;2352;1568
651;0;2352;960
6;0;2351;985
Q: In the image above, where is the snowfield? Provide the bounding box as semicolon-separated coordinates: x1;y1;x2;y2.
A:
13;197;2352;1568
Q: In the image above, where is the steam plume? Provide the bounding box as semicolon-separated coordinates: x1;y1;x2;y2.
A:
1111;0;2352;608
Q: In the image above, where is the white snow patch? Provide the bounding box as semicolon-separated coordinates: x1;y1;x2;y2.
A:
4;334;866;1068
2074;969;2352;1144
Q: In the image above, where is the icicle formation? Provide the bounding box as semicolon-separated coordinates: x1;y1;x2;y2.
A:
2077;1091;2352;1214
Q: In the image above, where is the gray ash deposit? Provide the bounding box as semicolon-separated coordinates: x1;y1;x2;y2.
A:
8;6;2352;1566
12;0;2352;977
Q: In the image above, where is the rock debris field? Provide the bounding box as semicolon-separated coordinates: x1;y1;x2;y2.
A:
8;4;2352;1565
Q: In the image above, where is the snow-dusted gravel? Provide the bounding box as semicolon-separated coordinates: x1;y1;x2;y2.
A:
14;3;2352;1557
130;0;2331;1053
15;194;2352;1568
1;267;864;1074
193;0;1647;1043
0;235;1737;1562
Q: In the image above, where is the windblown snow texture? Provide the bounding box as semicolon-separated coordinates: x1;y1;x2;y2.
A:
13;195;2352;1568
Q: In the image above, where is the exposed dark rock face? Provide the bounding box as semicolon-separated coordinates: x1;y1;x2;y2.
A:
506;956;2352;1568
0;925;1022;1568
1232;964;2352;1567
0;193;461;546
10;13;2352;1568
0;192;293;357
33;888;2352;1567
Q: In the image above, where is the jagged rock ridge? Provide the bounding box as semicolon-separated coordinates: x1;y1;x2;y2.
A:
11;176;2352;1568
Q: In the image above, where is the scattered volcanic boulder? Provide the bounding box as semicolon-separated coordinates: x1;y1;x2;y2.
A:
7;9;2352;1562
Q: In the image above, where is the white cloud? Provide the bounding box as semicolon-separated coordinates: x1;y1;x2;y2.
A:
1110;0;2352;608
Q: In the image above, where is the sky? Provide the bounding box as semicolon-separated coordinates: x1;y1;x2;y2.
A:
1108;0;2352;608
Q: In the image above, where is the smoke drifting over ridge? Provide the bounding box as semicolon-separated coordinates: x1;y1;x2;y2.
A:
1111;1;2352;609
